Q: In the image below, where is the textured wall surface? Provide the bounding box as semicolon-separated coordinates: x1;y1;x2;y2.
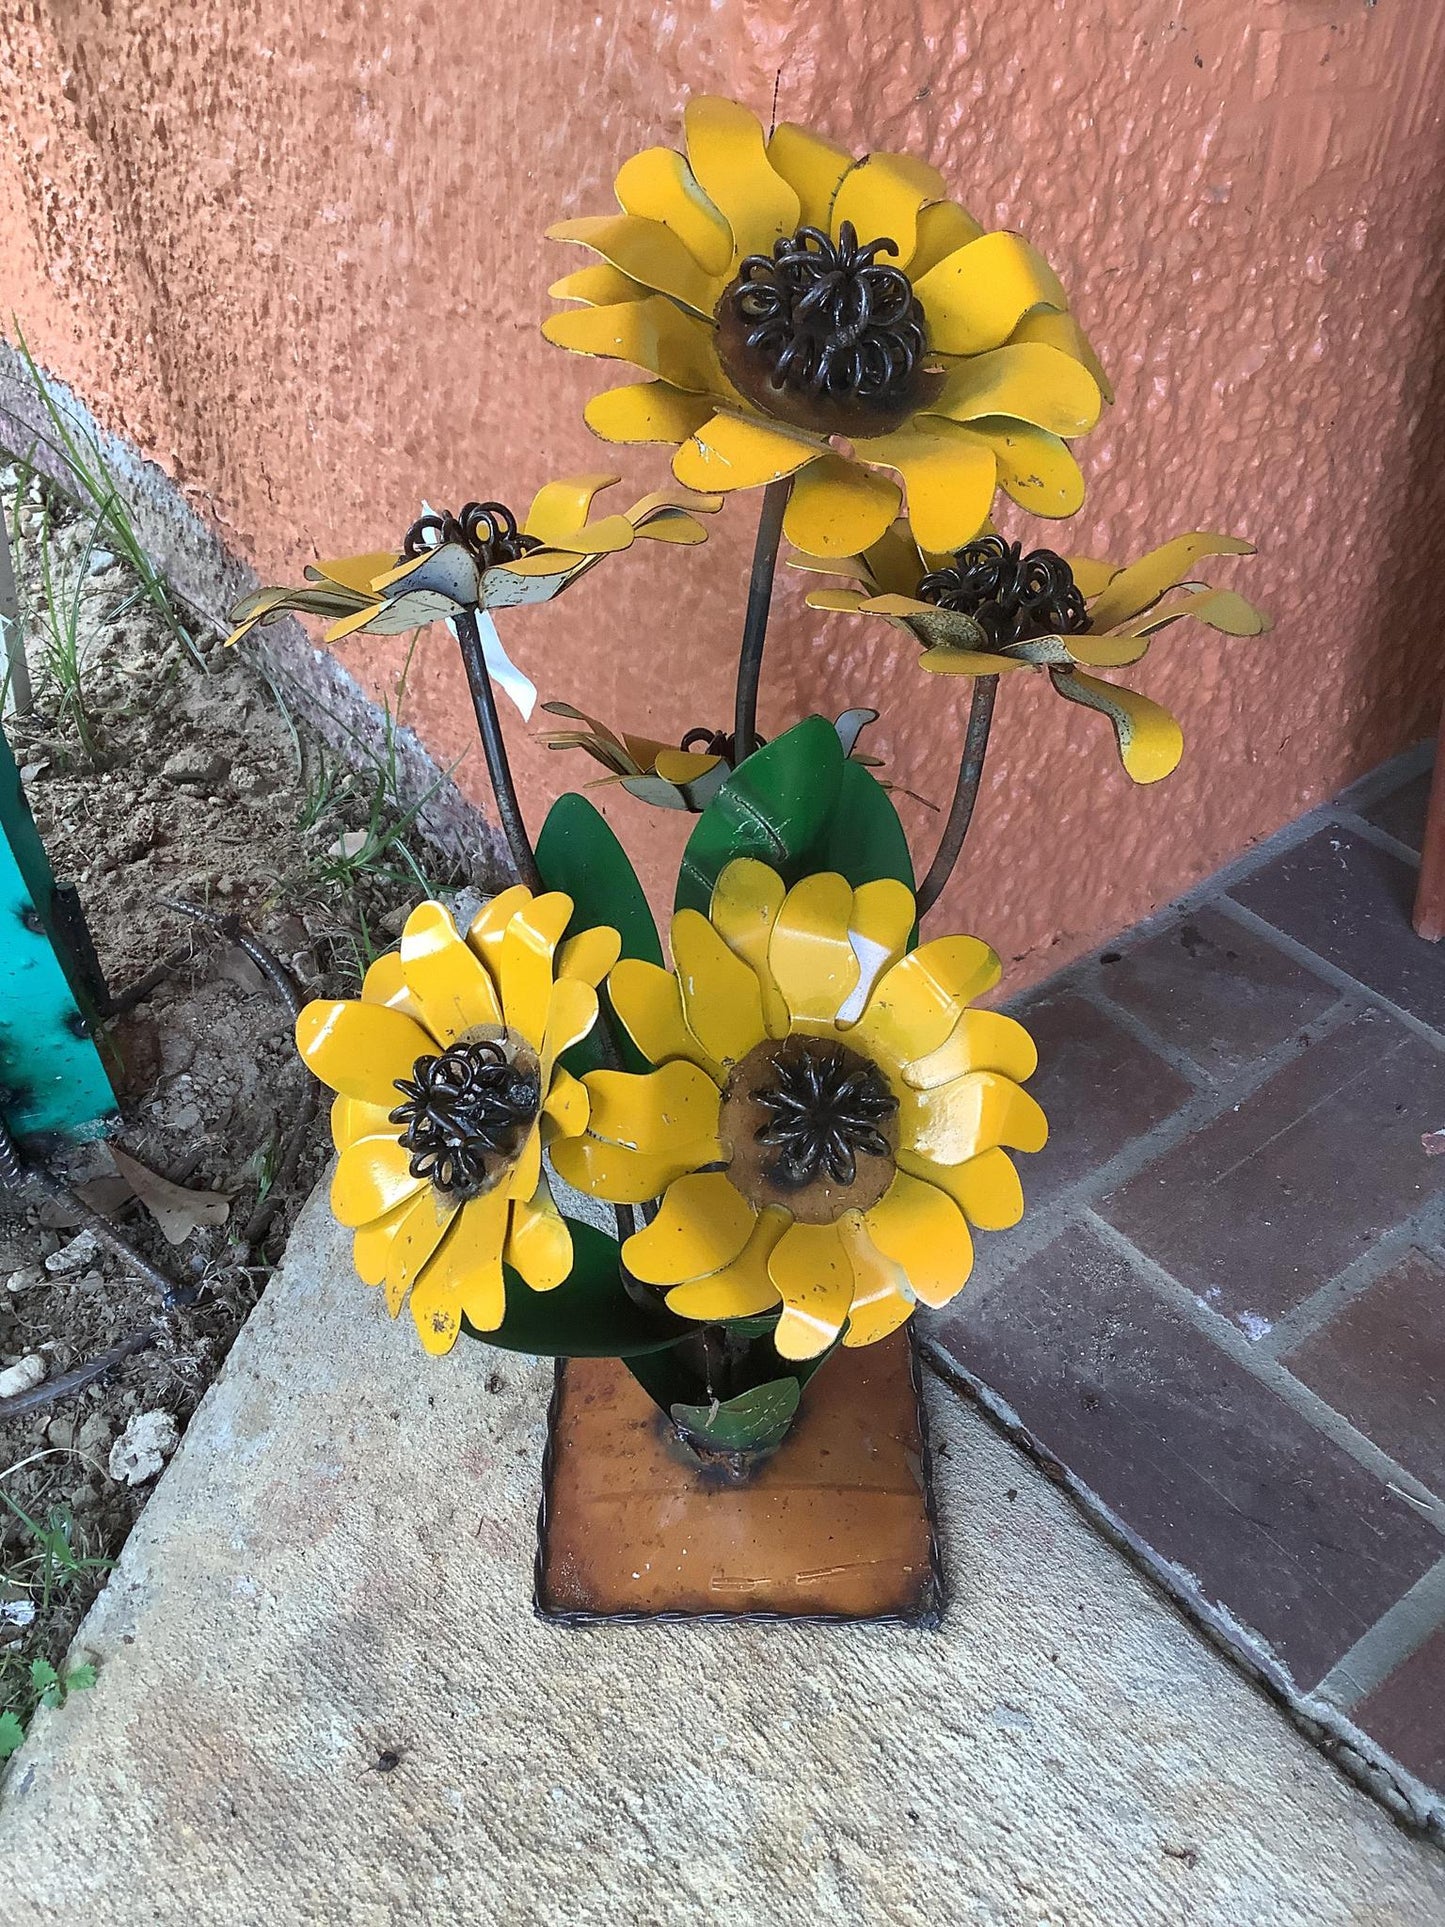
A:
2;1;1444;984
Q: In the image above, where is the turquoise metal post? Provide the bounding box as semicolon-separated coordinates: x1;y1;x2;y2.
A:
0;725;117;1145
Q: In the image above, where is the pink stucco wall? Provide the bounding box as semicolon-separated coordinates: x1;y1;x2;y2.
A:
3;2;1443;985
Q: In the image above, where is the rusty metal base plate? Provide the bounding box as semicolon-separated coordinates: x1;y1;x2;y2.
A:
534;1330;944;1625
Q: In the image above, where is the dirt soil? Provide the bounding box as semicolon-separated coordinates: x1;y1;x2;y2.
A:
0;454;466;1736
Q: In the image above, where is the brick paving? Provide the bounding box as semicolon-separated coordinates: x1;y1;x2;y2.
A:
925;744;1445;1832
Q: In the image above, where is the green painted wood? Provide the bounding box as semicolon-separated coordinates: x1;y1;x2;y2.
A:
0;725;117;1146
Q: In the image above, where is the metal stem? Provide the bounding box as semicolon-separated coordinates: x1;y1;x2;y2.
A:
916;676;999;918
733;478;792;763
452;609;543;890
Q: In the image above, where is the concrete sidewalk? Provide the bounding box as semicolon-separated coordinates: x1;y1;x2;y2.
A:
4;1186;1443;1926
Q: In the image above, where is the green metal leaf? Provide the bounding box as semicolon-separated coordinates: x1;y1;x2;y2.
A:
670;1376;802;1455
536;790;660;1073
675;715;844;915
815;757;916;891
460;1217;690;1357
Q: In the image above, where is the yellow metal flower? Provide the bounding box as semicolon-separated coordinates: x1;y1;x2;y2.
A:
552;861;1045;1358
226;477;718;646
539;703;883;813
296;891;617;1356
803;526;1269;784
543;96;1107;558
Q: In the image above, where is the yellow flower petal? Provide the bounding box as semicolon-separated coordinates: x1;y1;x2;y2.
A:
1129;586;1269;639
508;1122;543;1203
664;1206;787;1320
351;1199;413;1290
548;262;649;306
1065;555;1121;600
623;1170;758;1285
608;957;724;1078
782;454;901;558
907;199;985;279
708;857;791;1039
1048;669;1185;785
542;297;721;393
296;1000;432;1106
399;901;503;1042
849;936;1001;1069
409;1186;510;1348
506;1179;574;1292
653;747;724;784
384;1188;460;1319
863;1169;972;1309
898;1070;1048;1165
546;213;719;317
837;1214;916;1347
838;877;920;1024
672;413;819;494
360;951;424;1022
582;1060;722;1153
614;144;733;277
541;1065;589;1139
671;907;769;1069
970;417;1086;521
499;892;575;1048
1009;306;1113;405
550;1131;717;1205
331;1134;426;1229
684;96;799;269
312;551;401;594
540;977;600;1081
466;885;532;969
926;343;1102;438
1086;534;1256;631
901;1146;1024;1231
768;872;859;1027
330;1093;396;1153
913;230;1067;356
853;424;997;555
585;381;715;446
556;925;622;989
766;122;853;230
904;1009;1039;1088
768;1219;855;1360
520;474;619;545
832;152;947;269
917;643;1031;677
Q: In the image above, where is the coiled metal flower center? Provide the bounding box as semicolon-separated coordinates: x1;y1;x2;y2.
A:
390;1038;540;1198
754;1038;899;1190
918;536;1089;650
401;501;541;569
717;222;935;436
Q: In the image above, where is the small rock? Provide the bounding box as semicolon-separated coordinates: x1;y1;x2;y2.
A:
161;748;229;790
19;758;50;784
169;1103;202;1132
4;1267;45;1294
86;547;116;576
69;1479;103;1514
108;1410;180;1486
327;829;369;862
45;1414;78;1452
45;1229;100;1274
0;1354;47;1399
76;1413;114;1458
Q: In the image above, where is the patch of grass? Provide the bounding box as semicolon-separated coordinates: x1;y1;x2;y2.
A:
10;320;208;671
31;490;103;758
0;1488;110;1759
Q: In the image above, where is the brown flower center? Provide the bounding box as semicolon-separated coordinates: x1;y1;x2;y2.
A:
390;1035;540;1198
401;501;541;569
719;1036;898;1225
917;536;1089;649
716;222;940;438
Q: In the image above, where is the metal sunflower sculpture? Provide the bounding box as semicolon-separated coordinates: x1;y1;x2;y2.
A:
228;90;1266;1483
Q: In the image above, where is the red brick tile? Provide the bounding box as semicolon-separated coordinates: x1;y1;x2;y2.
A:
1004;989;1193;1209
1354;1622;1445;1793
1228;828;1445;1029
1282;1250;1445;1494
1093;907;1336;1079
1098;1012;1445;1330
930;1223;1443;1689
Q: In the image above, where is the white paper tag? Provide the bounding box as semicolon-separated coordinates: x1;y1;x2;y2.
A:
449;609;537;722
